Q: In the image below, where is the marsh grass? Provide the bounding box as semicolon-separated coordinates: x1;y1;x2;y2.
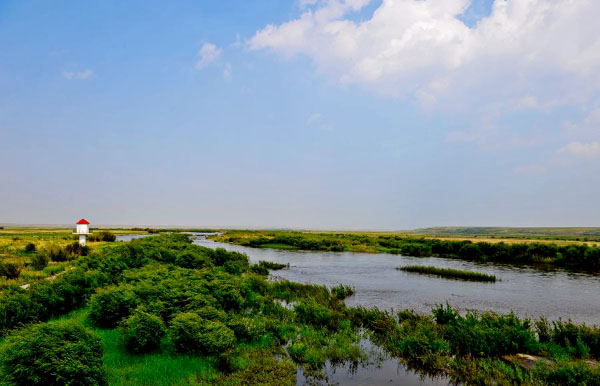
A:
398;265;497;282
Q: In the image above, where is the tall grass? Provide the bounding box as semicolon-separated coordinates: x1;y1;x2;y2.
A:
397;265;497;282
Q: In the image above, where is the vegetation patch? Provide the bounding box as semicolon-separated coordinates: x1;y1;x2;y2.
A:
0;233;598;385
213;230;600;272
398;265;497;282
0;319;106;385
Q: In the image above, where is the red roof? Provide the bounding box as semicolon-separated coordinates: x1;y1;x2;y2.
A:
76;219;90;225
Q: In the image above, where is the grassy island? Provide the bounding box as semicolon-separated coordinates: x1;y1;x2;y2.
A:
398;265;497;282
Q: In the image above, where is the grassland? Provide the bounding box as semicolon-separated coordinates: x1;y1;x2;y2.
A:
398;265;497;282
0;233;598;385
414;227;600;242
211;230;600;272
0;227;148;289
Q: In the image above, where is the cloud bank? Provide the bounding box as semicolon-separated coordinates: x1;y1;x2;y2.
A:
250;0;600;113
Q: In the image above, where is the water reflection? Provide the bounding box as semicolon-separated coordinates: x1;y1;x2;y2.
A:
297;338;448;386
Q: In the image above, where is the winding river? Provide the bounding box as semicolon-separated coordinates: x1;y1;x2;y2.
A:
118;233;600;385
187;234;600;326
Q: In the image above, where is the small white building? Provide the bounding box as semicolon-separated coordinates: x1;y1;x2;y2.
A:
73;218;92;246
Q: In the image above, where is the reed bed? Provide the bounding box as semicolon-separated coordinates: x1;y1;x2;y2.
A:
397;265;497;282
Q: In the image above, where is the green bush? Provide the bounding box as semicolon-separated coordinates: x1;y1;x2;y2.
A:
541;362;600;385
0;320;106;385
65;242;90;258
169;312;235;354
0;262;22;279
331;284;355;299
294;300;337;329
96;231;117;242
44;245;68;262
227;315;267;342
119;309;165;354
175;251;212;269
444;312;539;357
30;253;49;270
24;243;36;253
89;286;137;328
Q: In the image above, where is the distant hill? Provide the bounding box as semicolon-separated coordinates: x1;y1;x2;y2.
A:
413;227;600;240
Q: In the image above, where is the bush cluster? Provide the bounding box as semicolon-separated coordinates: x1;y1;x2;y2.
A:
30;253;49;270
119;309;165;353
0;269;109;335
0;320;106;385
0;262;22;279
88;231;117;242
170;312;235;354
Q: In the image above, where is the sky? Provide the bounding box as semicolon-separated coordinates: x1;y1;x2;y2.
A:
1;0;599;230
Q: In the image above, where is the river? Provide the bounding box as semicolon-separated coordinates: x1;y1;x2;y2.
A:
118;233;600;385
188;234;600;326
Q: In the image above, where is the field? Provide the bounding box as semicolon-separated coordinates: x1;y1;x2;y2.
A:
414;227;600;242
0;227;148;289
211;229;600;272
0;233;598;385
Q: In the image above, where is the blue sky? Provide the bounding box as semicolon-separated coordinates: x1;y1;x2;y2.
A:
1;0;599;229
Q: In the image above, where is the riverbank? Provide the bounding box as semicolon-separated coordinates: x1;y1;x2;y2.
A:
210;230;600;272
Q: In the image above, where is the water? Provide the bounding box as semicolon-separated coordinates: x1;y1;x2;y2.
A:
296;339;448;386
191;235;600;326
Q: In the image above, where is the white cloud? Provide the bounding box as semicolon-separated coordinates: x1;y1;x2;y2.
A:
307;112;321;124
250;0;600;112
196;43;222;70
558;142;600;158
62;69;94;80
223;63;232;81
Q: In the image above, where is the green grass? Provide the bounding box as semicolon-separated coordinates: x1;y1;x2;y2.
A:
259;243;299;250
99;328;216;386
397;265;497;282
55;308;218;386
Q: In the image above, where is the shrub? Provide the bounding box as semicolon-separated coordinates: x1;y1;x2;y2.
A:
44;245;68;262
541;362;600;385
89;286;137;328
65;242;90;258
331;284;355;300
119;309;165;354
433;303;458;325
175;251;212;269
30;253;49;270
0;320;106;386
444;312;538;357
227;315;267;342
169;312;235;354
0;289;38;335
294;300;336;329
99;231;116;242
0;262;23;279
24;243;36;253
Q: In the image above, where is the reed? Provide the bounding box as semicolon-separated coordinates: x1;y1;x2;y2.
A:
397;265;497;282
